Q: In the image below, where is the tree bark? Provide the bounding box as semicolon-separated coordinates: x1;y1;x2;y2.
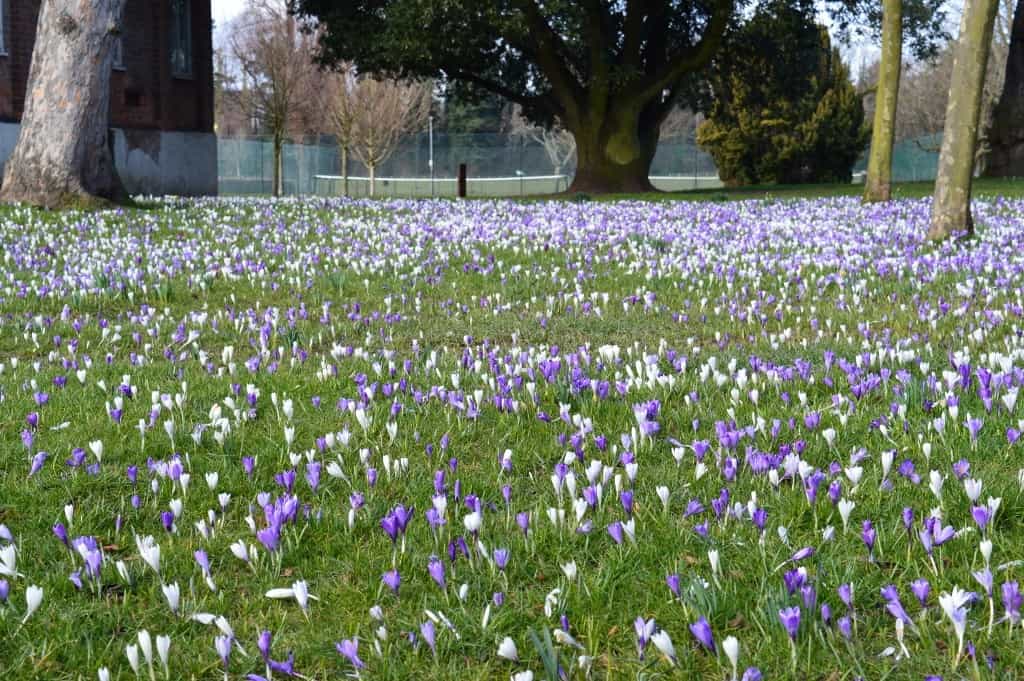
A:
0;0;127;208
369;163;376;197
568;113;658;194
985;0;1024;177
929;0;999;240
272;135;284;197
863;0;902;203
340;145;349;196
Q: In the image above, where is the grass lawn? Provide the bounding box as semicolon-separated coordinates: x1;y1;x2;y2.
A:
0;193;1022;680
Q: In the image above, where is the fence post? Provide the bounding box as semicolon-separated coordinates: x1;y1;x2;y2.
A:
458;163;467;198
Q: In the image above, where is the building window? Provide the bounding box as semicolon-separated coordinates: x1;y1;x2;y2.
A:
170;0;192;77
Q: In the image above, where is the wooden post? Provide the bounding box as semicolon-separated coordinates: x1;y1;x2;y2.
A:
457;163;467;198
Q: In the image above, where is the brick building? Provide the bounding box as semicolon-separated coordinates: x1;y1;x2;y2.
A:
0;0;217;195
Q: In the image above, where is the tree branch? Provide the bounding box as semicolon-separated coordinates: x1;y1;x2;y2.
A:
448;68;560;118
634;0;733;103
622;0;654;69
510;0;584;121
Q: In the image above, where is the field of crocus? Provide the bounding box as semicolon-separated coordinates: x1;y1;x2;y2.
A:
0;195;1022;680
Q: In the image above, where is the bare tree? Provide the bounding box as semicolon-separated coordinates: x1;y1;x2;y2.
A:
509;106;577;177
1;0;127;208
346;76;431;196
229;0;317;196
319;65;358;196
659;107;700;141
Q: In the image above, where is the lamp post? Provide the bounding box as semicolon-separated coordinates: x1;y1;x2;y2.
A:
429;115;435;198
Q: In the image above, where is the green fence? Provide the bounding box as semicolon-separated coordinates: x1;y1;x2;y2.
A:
218;133;942;197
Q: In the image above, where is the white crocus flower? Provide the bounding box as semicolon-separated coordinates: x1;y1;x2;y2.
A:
22;585;43;624
497;636;518;662
651;629;677;665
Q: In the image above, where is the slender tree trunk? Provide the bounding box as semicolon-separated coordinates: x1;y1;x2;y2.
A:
929;0;999;240
340;145;349;196
369;163;376;197
985;0;1024;177
569;113;658;194
272;135;283;197
1;0;127;208
864;0;902;203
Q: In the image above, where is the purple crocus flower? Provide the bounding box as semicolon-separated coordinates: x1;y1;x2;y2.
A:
28;451;48;477
741;668;763;681
382;569;401;595
861;519;876;555
911;578;931;606
420;620;437;656
881;585;913;626
790;546;815;562
305;462;321;491
1002;582;1021;624
801;585;817;611
783;568;806;595
607;521;624;545
52;523;69;547
620;489;634;515
837;616;852;640
516;512;530;536
493;548;510;571
635;616;655;656
428;556;446;589
0;579;8;602
381;514;400;544
336;638;365;670
972;505;991;531
973;568;994;597
965;417;983;442
689;616;716;653
779;606;801;640
902;507;914;531
258;630;273;661
666;573;681;597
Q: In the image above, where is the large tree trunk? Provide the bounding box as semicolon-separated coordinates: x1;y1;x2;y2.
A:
985;0;1024;177
863;0;902;203
1;0;127;208
929;0;999;240
568;113;658;194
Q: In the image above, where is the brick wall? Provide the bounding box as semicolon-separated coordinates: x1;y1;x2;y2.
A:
0;0;213;133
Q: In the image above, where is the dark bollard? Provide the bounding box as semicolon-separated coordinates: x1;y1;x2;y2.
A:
457;163;467;198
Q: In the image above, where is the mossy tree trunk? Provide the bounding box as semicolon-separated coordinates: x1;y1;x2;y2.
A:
863;0;902;203
929;0;999;240
0;0;127;208
568;109;659;194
